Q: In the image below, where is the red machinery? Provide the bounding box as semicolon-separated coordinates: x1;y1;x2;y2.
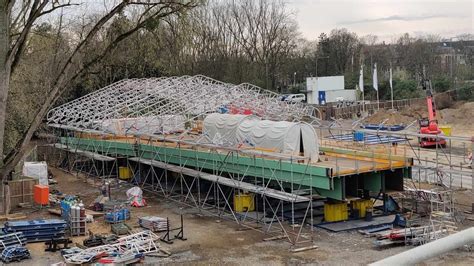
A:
418;78;446;148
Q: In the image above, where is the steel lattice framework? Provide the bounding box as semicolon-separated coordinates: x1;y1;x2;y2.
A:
47;75;319;135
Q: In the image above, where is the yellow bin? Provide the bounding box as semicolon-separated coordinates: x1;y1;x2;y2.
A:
351;199;373;218
118;166;132;180
324;202;348;222
439;125;452;136
234;193;255;212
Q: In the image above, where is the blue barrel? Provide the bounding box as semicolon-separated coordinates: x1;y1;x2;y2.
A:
353;131;365;141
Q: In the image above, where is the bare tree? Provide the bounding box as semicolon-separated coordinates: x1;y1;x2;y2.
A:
0;0;197;184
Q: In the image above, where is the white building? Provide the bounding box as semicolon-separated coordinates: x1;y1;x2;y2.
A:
306;76;357;104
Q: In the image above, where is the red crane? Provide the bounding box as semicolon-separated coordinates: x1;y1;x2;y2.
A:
418;77;446;148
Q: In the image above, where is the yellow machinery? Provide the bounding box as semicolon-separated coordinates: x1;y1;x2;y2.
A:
351;199;373;218
439;125;452;136
118;166;132;180
324;202;348;222
233;193;255;212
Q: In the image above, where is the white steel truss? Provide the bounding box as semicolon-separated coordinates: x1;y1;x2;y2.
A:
47;75;320;135
62;231;160;264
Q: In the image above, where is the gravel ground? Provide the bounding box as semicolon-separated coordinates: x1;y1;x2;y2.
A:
5;167;474;265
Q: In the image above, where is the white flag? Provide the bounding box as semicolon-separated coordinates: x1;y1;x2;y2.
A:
359;65;364;92
389;67;393;90
373;63;378;91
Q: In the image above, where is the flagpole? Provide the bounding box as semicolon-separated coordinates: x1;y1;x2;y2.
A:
373;63;379;110
362;88;365;113
390;65;394;110
359;64;365;113
377;89;379;110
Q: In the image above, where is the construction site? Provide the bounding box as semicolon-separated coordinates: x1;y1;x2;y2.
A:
0;74;470;265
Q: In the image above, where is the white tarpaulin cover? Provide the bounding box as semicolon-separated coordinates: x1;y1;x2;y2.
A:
203;113;319;162
203;113;259;145
100;115;185;135
22;161;48;185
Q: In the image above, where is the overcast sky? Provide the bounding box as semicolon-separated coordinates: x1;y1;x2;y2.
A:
287;0;473;42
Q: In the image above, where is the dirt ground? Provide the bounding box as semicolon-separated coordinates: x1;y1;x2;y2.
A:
364;101;474;137
4;167;472;265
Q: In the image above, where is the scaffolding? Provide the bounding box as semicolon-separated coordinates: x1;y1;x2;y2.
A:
402;190;458;246
45;75;418;249
318;120;472;247
48;131;320;248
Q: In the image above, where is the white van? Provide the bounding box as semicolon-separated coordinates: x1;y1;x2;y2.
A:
284;94;306;103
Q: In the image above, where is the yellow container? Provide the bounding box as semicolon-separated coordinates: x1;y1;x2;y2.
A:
324;202;348;222
439;125;452;136
118;166;132;180
351;199;373;218
233;193;255;212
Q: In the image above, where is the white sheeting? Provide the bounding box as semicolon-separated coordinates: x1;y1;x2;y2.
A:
203;113;319;162
22;161;48;185
100;115;185;135
203;113;259;145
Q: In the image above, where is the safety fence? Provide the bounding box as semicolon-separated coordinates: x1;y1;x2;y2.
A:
313;88;466;120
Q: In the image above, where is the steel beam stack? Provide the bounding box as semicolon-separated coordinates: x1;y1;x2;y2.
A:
3;219;67;242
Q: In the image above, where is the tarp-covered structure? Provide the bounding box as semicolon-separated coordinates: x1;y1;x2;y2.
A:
204;113;319;162
203;114;259;145
99;115;186;135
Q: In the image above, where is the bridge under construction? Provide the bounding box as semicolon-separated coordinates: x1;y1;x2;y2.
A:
46;75;417;248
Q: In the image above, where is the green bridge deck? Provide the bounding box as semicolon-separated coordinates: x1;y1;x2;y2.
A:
59;137;412;200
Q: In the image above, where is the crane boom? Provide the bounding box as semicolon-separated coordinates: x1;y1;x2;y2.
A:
418;74;446;147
